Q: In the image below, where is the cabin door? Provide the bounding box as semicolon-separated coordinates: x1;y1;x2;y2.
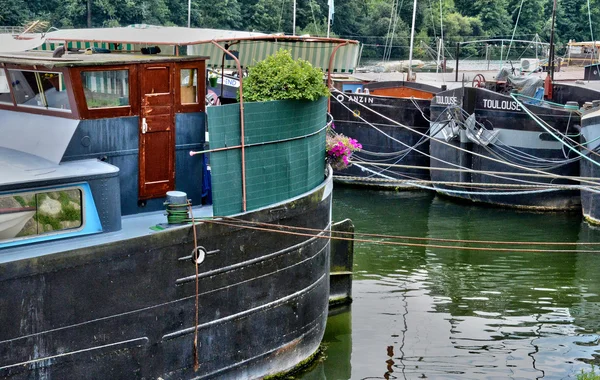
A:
138;63;175;200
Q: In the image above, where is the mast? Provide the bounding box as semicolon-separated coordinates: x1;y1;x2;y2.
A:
327;0;334;38
293;0;297;36
187;0;191;27
548;0;557;81
407;0;418;81
436;0;444;73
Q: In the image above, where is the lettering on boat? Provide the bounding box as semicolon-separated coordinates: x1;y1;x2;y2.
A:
435;95;457;105
217;76;240;88
344;95;374;104
482;99;521;111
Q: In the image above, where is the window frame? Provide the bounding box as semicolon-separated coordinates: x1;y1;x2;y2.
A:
70;64;139;119
174;61;205;113
0;185;86;244
0;64;79;119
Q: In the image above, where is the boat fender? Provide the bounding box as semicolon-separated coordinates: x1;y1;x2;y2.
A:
438;119;459;142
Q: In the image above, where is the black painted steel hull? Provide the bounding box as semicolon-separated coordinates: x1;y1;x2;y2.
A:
581;110;600;223
330;91;433;188
430;86;582;210
0;176;333;379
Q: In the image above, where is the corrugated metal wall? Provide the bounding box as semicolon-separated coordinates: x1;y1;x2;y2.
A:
189;41;360;73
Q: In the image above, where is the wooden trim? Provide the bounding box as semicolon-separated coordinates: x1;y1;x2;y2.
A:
69;64;139;120
174;60;206;114
1;67;16;106
0;102;78;119
0;66;78;119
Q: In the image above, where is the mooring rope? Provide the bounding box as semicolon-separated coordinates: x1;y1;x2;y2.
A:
188;201;200;372
332;89;600;187
195;217;600;254
216;216;600;246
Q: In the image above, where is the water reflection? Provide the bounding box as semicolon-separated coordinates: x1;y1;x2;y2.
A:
297;188;600;379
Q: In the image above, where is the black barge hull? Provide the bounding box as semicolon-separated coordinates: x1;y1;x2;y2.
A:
581;110;600;223
430;87;581;210
0;175;334;379
330;83;438;188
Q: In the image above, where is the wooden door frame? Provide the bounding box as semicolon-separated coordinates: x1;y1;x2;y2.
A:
137;62;176;200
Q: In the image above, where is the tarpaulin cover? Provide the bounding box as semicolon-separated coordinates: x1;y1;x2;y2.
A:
497;67;544;97
207;97;327;216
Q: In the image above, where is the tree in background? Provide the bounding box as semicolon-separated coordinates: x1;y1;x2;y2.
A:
0;0;598;60
475;0;511;38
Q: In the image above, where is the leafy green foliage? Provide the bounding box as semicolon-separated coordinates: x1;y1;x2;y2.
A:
4;0;600;60
242;49;329;102
578;365;600;380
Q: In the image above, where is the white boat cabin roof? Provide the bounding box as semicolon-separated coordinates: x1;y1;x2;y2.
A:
0;51;209;68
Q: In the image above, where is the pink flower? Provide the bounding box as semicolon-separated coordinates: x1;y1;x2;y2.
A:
325;133;362;170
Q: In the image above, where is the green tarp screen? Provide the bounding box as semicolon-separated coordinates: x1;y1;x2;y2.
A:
207;97;327;216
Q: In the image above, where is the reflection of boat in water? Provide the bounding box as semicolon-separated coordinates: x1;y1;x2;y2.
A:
330;80;441;188
0;27;358;378
429;81;600;210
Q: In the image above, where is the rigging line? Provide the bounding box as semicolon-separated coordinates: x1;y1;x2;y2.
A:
444;103;588;165
346;161;600;184
218;217;600;247
308;0;318;33
387;0;405;62
336;98;560;186
353;159;426;182
188;202;200;372
588;0;596;65
200;219;600;254
333;175;600;193
507;0;526;61
353;162;396;180
383;0;398;62
511;94;600;167
278;0;286;33
401;181;568;196
427;0;437;40
332;90;600;187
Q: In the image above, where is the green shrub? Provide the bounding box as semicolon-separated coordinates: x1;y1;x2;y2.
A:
578;365;600;380
242;49;329;102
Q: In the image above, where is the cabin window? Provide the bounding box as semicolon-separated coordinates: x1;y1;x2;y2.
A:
0;70;12;104
81;69;129;108
180;68;198;104
0;188;83;242
8;70;71;111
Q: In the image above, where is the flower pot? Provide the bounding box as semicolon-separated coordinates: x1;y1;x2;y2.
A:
209;77;218;87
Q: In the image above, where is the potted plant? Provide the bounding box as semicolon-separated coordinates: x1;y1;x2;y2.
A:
207;49;336;215
326;130;362;170
208;71;218;87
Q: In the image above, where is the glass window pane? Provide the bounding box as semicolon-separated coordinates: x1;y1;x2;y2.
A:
0;70;12;104
8;70;71;111
180;68;198;104
81;70;129;108
0;188;83;242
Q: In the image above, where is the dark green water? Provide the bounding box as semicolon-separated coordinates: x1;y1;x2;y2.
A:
300;188;600;379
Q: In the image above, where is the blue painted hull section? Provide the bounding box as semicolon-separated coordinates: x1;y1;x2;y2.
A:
63;113;207;215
